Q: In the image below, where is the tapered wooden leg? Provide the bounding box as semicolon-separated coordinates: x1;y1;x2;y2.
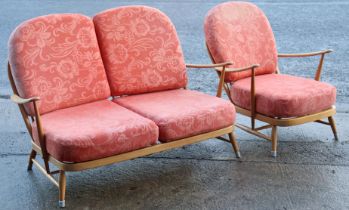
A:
27;149;37;171
271;126;278;157
328;116;338;141
228;133;241;158
59;170;66;208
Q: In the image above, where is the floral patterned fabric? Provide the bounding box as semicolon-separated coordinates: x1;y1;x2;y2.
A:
231;74;336;118
8;14;111;115
204;2;278;82
93;6;187;96
32;100;159;163
114;89;235;142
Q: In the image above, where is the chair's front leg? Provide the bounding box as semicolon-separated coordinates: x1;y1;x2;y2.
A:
328;116;339;141
27;149;37;171
228;132;241;158
59;170;66;208
271;126;278;157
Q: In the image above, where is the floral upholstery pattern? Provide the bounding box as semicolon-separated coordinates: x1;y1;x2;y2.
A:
93;6;187;96
114;89;235;142
8;14;111;116
204;1;278;82
231;74;336;118
32;100;159;162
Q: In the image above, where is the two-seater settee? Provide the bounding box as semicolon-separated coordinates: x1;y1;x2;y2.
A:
8;6;240;207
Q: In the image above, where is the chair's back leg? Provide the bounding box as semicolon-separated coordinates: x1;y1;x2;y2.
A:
328;116;339;141
27;149;37;171
59;170;66;208
228;133;241;158
271;126;278;157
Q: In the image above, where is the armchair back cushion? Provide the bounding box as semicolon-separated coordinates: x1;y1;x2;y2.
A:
8;14;110;116
204;2;278;82
93;6;187;96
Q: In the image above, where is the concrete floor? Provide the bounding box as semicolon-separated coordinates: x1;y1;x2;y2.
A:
1;96;349;209
0;0;349;209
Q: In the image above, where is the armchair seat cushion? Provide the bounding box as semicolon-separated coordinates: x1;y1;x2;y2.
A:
114;89;235;142
231;74;336;118
32;100;159;163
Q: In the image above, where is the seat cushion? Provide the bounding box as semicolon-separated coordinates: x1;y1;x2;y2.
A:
204;2;278;82
114;89;235;142
231;74;336;118
93;6;187;96
8;14;110;116
32;100;158;163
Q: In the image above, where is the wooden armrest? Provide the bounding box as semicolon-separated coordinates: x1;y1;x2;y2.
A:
278;49;333;81
11;94;50;171
215;64;260;73
186;62;233;69
11;94;40;104
216;64;259;129
186;62;232;98
278;49;333;58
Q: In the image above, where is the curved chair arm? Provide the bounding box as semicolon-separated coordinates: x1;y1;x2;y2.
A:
215;64;260;73
186;62;233;98
278;49;333;81
11;94;50;173
219;64;259;129
186;61;233;69
278;49;333;58
207;63;260;129
11;94;40;104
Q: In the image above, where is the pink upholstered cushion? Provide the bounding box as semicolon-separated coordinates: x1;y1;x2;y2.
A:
204;2;278;82
231;74;336;118
93;6;187;96
32;100;158;162
8;14;110;115
114;89;235;142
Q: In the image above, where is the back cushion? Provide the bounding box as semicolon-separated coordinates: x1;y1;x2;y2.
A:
8;14;110;116
204;2;278;82
93;6;187;96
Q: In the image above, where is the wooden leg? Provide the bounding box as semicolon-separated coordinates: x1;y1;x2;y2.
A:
328;116;339;141
27;149;37;171
59;170;66;208
228;133;241;158
271;126;278;157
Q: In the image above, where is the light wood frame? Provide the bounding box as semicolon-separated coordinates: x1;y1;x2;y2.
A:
8;61;240;208
206;46;338;157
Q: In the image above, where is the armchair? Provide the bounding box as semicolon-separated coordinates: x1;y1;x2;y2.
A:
204;2;337;157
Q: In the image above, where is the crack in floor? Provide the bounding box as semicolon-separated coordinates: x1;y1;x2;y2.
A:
0;94;10;99
1;153;348;167
141;156;349;167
